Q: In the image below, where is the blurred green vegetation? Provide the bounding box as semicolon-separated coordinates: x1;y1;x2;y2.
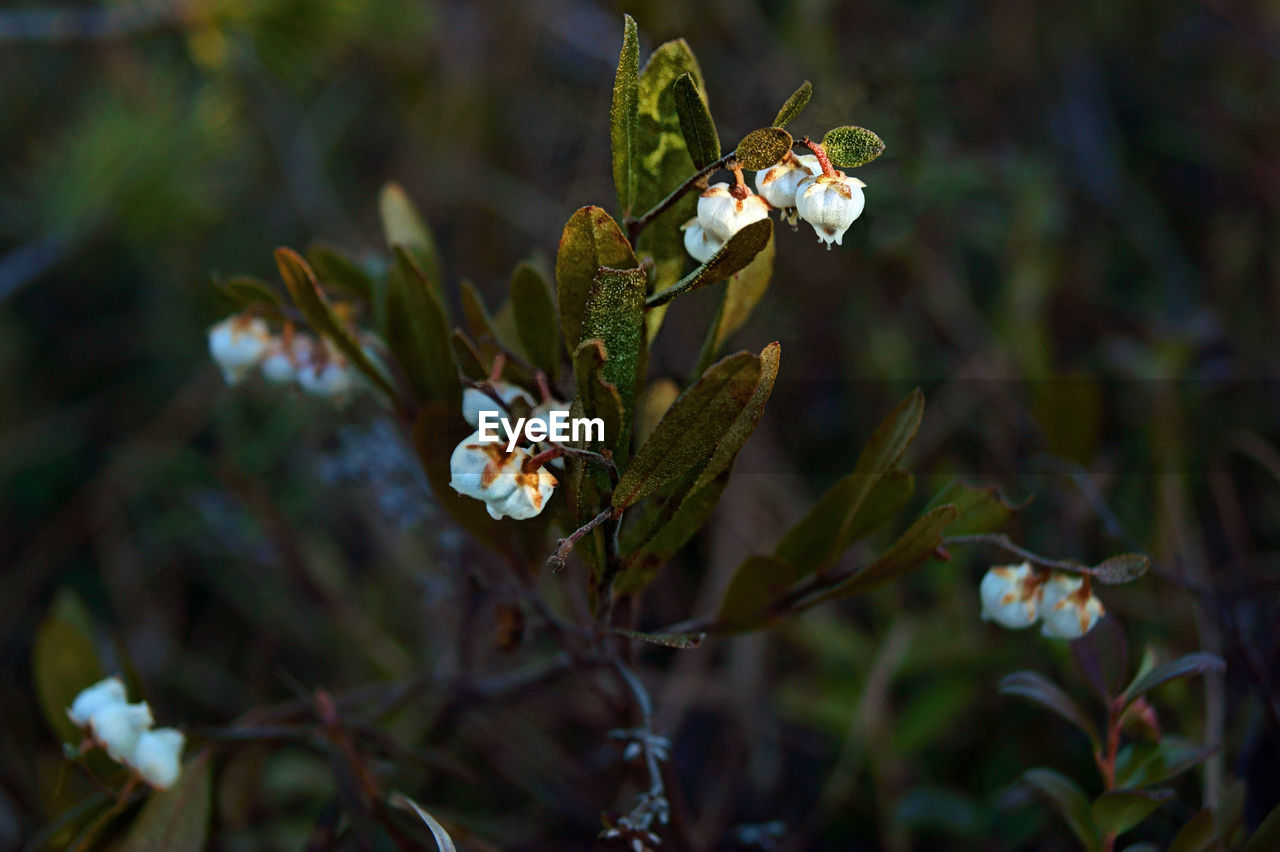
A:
1;0;1278;848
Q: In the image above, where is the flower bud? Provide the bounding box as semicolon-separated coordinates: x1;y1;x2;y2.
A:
979;562;1042;629
449;430;524;503
89;700;153;763
485;461;558;520
1039;573;1105;640
208;315;271;385
754;153;820;222
795;173;867;248
132;727;185;790
261;333;315;386
681;218;724;263
462;381;536;427
67;676;127;728
697;182;771;242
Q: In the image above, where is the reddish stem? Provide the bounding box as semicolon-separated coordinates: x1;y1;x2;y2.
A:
803;137;840;178
729;164;750;199
489;352;507;382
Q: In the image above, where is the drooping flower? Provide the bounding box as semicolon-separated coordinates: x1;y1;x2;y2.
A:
696;182;771;243
795;173;867;248
297;340;356;403
1039;573;1105;640
681;218;724;263
67;676;127;729
261;332;316;386
89;701;154;763
979;563;1043;629
448;430;525;503
485;461;558;520
208;314;271;385
132;728;186;790
462;381;536;427
754;153;820;224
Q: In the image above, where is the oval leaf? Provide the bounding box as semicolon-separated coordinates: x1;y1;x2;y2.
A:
379;182;443;294
121;755;212;852
1115;737;1216;789
772;80;812;128
387;246;460;406
1121;652;1226;707
510;262;560;377
614;629;705;649
998;671;1100;746
821;125;886;169
1092;789;1172;838
1021;768;1101;852
1091;553;1150;584
555;206;637;356
645;218;772;309
735;127;794;170
33;590;104;744
673;71;720;168
582;266;648;431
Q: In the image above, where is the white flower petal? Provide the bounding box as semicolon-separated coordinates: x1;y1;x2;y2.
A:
67;677;127;728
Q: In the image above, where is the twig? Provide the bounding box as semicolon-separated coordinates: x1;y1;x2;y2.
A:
624;152;737;243
942;533;1094;574
548;507;615;571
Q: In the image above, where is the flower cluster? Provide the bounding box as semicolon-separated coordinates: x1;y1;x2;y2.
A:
979;563;1105;640
682;144;868;260
66;676;185;790
208;314;358;403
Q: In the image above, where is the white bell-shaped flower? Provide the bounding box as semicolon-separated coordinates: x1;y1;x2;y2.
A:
979;563;1043;629
208;315;272;385
297;340;356;403
697;182;771;242
462;381;535;427
449;430;524;503
795;173;867;248
89;700;153;763
67;676;127;728
681;218;724;264
754;154;820;222
484;462;558;521
261;333;315;386
1040;573;1106;640
132;727;185;790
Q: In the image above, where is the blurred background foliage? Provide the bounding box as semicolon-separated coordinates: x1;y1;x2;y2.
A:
1;0;1278;848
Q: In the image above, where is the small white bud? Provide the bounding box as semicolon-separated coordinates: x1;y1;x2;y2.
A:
261;333;315;386
208;315;271;385
484;462;558;520
462;381;535;428
681;217;724;264
1039;573;1106;640
449;430;523;503
754;153;820;213
979;563;1042;629
67;676;127;728
131;727;185;790
89;700;153;763
795;173;867;248
696;182;771;242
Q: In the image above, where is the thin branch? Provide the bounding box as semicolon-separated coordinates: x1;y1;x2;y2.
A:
547;506;615;571
942;533;1094;574
625;152;736;243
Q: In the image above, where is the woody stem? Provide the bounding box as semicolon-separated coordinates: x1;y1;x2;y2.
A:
546;507;615;571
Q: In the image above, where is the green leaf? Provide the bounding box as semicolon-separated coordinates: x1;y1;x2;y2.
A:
273;248;399;401
460;279;500;345
715;555;796;631
306;243;375;305
1091;553;1150;584
998;671;1100;746
633;39;706;313
33;590;104;744
618;343;780;592
1021;768;1101;851
555;206;638;357
572;339;625;456
581;266;648;429
389;792;458;852
1168;810;1217;852
1092;789;1171;838
1243;802;1280;852
610;14;640;215
379;182;443;297
806;503;958;603
696;227;775;372
215;274;284;312
510;262;560;377
772;80;813;128
821;125;886;169
1114;737;1216;789
735;127;794;170
645;218;773;309
1120;653;1226;707
634;378;680;448
612;350;763;509
774;469;914;570
387;246;460;406
673;71;719;167
450;330;488;381
927;479;1025;535
121;756;212;852
614;629;705;649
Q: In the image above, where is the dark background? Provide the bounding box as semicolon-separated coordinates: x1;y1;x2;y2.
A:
2;0;1278;848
